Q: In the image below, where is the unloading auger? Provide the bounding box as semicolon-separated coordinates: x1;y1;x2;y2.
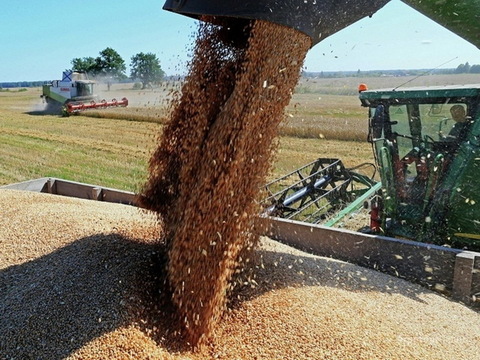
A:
162;0;480;49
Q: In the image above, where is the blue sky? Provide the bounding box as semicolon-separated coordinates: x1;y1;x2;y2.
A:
1;0;479;82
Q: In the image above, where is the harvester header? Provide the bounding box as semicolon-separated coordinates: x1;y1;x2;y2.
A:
65;98;128;115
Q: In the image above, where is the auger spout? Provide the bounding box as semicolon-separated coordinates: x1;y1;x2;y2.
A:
162;0;390;46
163;0;480;49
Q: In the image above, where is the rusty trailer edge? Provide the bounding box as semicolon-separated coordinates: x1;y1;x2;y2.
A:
0;177;136;205
257;216;480;307
2;178;479;307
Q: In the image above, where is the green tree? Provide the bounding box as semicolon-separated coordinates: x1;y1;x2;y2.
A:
71;57;97;75
94;47;127;80
455;62;471;74
130;52;165;89
469;64;480;73
71;48;126;90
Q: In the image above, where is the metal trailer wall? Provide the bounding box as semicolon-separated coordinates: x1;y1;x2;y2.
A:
1;178;136;205
257;216;480;307
2;178;479;307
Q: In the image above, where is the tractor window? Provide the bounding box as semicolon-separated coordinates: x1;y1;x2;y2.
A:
77;82;94;97
419;103;450;140
389;102;468;147
421;103;468;141
389;104;412;159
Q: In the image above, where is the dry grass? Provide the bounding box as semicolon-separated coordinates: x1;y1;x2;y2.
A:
297;73;480;94
0;87;160;190
82;82;178;124
282;93;367;141
2;74;478;189
0;84;374;189
283;73;480;140
272;137;374;180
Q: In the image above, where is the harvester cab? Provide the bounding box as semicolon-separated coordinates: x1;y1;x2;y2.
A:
41;71;97;104
360;84;480;250
73;77;95;99
41;70;128;116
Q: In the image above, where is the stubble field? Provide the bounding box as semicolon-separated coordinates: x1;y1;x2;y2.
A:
1;73;479;190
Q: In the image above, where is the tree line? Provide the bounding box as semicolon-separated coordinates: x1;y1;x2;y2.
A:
0;81;44;89
71;47;165;89
454;62;480;74
4;58;479;89
0;48;166;90
305;62;480;78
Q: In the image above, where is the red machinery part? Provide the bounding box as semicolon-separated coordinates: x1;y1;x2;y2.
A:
66;97;128;114
369;197;382;233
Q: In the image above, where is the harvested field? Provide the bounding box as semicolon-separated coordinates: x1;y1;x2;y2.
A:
1;189;479;359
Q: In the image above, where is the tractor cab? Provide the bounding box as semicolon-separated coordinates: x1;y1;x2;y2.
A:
360;84;480;249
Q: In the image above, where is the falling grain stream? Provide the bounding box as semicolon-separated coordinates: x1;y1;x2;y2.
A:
139;19;311;345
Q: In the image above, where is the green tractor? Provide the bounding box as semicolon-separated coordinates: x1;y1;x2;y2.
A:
360;84;480;251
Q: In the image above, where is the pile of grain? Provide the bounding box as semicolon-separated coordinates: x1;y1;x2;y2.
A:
2;190;479;359
139;19;311;345
0;190;168;359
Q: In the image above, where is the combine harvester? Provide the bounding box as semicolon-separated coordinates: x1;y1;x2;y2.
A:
259;82;480;307
3;0;479;305
41;70;128;116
